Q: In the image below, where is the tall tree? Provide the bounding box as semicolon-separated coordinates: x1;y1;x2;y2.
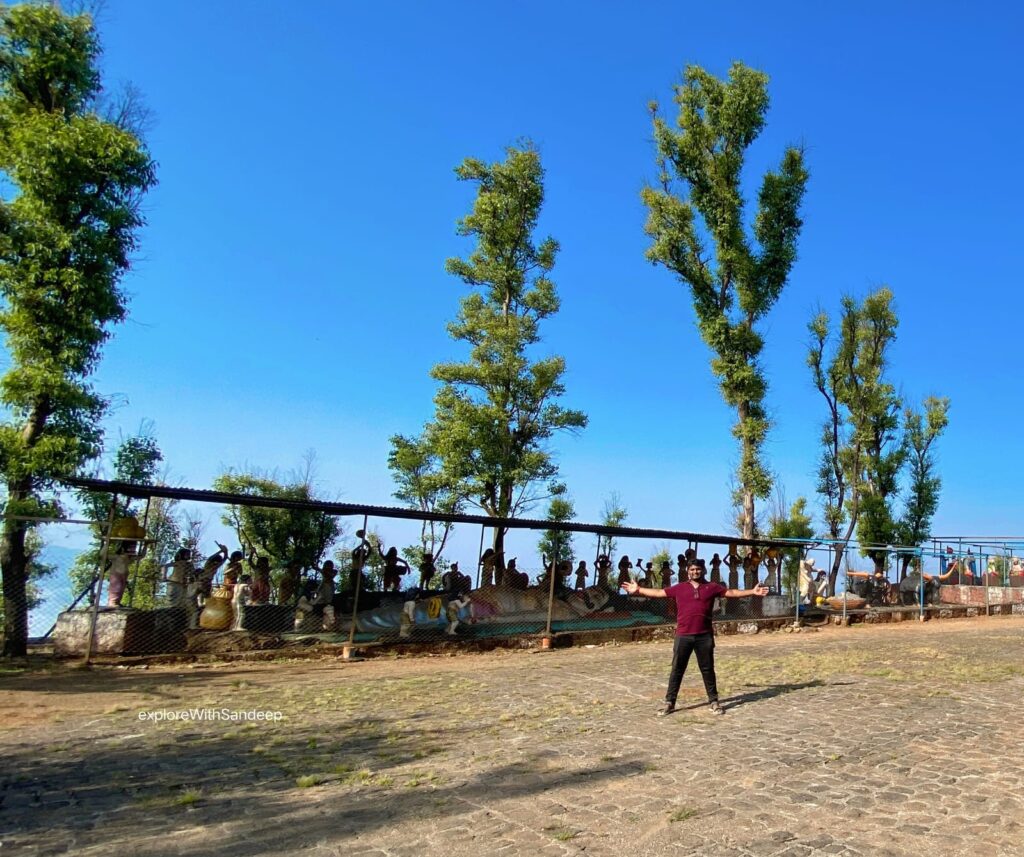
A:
0;4;156;656
427;144;587;570
895;397;950;576
808;289;903;587
642;62;808;541
387;432;466;564
849;292;904;573
808;305;859;592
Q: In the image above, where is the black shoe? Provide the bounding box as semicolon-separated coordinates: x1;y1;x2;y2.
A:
709;700;724;715
657;703;676;716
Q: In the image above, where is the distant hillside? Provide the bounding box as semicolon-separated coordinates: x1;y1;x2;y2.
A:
30;544;83;636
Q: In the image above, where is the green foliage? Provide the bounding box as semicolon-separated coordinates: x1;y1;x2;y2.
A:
809;291;902;572
70;431;176;607
807;306;855;574
214;466;342;584
596;492;627;559
844;292;904;571
77;433;163;522
646;546;671;587
988;555;1010;582
767;496;814;595
895;397;949;570
333;528;384;592
423;144;587;564
537;493;575;567
0;3;156;654
642;62;808;539
387;432;465;563
0;529;52;629
809;290;948;578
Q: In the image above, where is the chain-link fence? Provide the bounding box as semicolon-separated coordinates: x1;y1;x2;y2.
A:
8;505;1024;661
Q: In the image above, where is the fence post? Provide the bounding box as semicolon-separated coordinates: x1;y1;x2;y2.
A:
84;496;118;665
794;545;802;627
344;514;370;659
543;532;559;649
982;545;989;617
841;553;848;625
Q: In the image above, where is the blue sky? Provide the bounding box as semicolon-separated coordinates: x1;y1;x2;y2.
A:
36;1;1023;564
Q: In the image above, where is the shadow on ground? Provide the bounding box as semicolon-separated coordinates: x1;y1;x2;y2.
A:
1;711;648;854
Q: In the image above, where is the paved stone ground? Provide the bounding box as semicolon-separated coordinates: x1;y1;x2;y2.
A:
2;616;1024;856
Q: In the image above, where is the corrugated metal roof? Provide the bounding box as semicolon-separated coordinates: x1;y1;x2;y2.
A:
62;477;802;549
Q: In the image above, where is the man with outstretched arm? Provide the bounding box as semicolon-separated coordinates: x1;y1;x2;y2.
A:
622;558;768;716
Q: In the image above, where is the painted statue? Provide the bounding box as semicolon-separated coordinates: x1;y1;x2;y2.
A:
357;585;613;637
230;577;251;631
106;544;134;607
161;548;192;609
724;545;741;591
709;553;723;585
743;548;762;589
295;564;337;631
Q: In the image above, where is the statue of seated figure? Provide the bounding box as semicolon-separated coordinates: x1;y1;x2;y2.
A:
294;563;337;631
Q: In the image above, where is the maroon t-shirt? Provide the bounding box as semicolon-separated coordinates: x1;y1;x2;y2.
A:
664;580;727;635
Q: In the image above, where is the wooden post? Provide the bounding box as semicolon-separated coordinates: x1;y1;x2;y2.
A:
126;496;152;607
543;531;559;648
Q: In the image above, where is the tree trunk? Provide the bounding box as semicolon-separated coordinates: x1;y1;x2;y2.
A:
1;517;29;658
491;481;514;584
2;404;50;658
828;544;845;598
742;490;755;541
491;527;508;584
737;400;756;541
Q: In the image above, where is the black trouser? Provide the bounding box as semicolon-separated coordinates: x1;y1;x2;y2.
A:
665;633;718;705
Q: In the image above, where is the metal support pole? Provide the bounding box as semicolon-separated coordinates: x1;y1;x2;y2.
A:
84;496;118;665
983;546;990;617
346;514;370;650
476;525;486;589
919;549;925;622
841;551;848;625
126;496;152;607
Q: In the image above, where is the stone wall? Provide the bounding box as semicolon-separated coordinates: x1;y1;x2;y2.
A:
52;608;188;655
938;584;1024;606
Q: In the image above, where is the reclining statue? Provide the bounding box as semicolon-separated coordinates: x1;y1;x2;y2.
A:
356;584;612;637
